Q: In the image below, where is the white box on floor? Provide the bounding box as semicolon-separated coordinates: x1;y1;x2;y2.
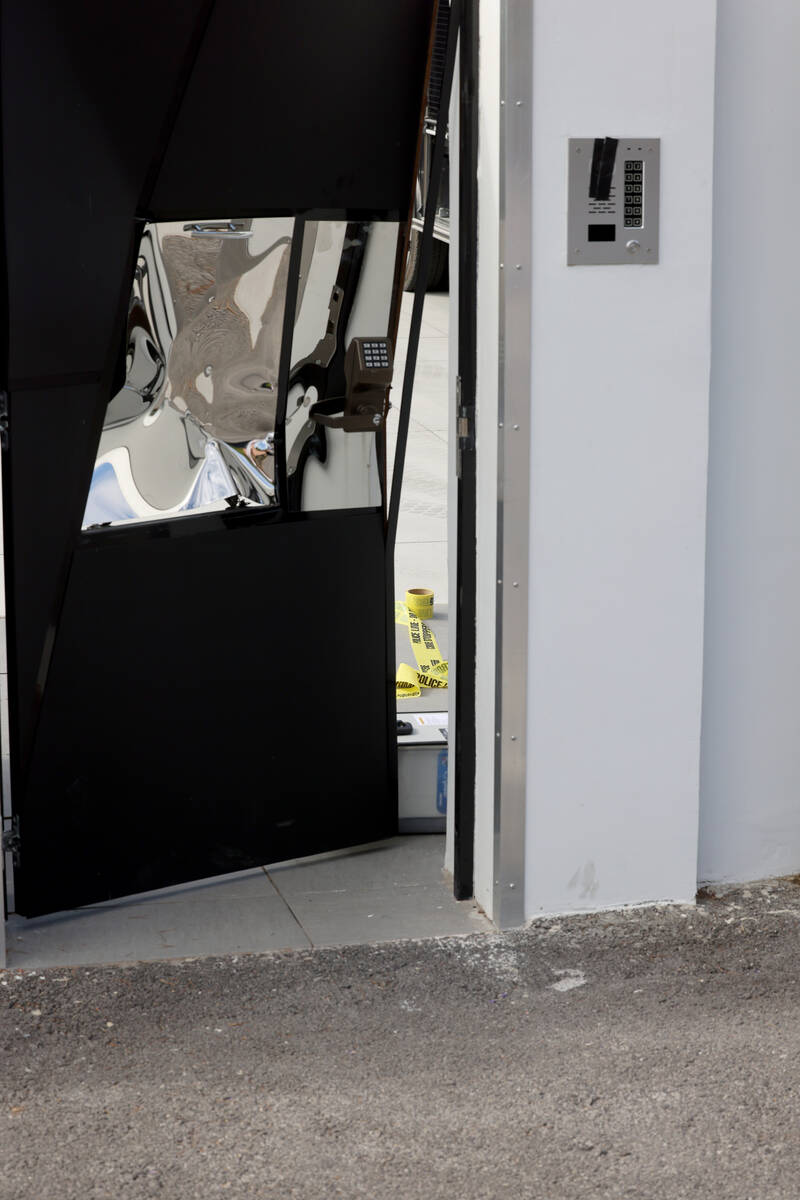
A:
398;712;447;833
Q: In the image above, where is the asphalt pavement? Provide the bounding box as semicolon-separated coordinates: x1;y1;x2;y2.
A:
3;879;800;1198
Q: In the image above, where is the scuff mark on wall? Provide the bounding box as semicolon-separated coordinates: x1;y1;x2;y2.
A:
567;862;600;900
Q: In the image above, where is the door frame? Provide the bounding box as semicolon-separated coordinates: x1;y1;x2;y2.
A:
451;0;478;900
491;0;531;927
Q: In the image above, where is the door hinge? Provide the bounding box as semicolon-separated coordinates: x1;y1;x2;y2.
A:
2;815;20;864
455;376;475;479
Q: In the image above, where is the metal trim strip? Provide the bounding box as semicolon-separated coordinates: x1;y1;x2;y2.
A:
493;0;532;928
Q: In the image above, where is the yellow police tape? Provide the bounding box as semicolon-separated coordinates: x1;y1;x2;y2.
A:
405;587;434;621
395;601;449;698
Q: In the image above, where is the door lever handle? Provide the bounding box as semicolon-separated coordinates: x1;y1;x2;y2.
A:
310;396;388;433
182;221;252;239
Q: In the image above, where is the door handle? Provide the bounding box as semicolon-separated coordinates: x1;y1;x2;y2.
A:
309;338;393;432
182;221;252;239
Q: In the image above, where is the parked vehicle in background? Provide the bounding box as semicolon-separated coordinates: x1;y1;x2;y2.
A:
404;1;450;291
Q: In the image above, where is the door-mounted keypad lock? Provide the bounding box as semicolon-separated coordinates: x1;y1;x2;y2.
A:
567;137;660;265
311;337;393;432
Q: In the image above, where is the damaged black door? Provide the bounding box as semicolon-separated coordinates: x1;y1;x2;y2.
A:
1;0;447;916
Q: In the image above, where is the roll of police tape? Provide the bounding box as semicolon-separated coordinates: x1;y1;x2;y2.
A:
394;601;448;698
405;587;434;621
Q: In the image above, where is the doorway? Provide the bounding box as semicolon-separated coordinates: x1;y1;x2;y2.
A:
1;0;483;966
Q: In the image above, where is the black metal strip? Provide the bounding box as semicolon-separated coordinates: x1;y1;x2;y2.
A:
274;218;306;509
453;0;478;902
386;0;461;544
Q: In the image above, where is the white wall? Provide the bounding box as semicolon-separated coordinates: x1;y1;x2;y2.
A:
699;2;800;884
524;0;717;916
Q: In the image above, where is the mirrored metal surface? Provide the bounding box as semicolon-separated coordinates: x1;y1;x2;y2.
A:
83;218;293;528
285;220;402;511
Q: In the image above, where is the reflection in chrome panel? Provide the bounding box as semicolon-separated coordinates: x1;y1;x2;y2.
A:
286;220;401;512
83;218;404;527
83;218;293;528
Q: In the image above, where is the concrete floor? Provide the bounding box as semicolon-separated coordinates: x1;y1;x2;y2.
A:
3;880;800;1199
5;836;489;969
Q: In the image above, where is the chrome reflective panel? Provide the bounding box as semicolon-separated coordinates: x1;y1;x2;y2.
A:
83;218;293;527
285;220;402;511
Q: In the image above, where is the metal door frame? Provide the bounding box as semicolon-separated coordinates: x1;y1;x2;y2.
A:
386;0;481;906
492;0;532;928
452;0;478;900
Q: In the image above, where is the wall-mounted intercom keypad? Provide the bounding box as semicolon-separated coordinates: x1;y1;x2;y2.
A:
567;138;659;265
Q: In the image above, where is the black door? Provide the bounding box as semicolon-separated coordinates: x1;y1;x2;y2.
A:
1;0;442;916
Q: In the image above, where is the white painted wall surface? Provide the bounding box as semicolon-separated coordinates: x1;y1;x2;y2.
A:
524;0;716;916
472;1;501;919
699;2;800;884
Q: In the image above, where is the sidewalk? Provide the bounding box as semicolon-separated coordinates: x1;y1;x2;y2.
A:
3;880;800;1198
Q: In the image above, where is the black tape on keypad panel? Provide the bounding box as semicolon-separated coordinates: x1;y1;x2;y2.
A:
595;137;619;203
